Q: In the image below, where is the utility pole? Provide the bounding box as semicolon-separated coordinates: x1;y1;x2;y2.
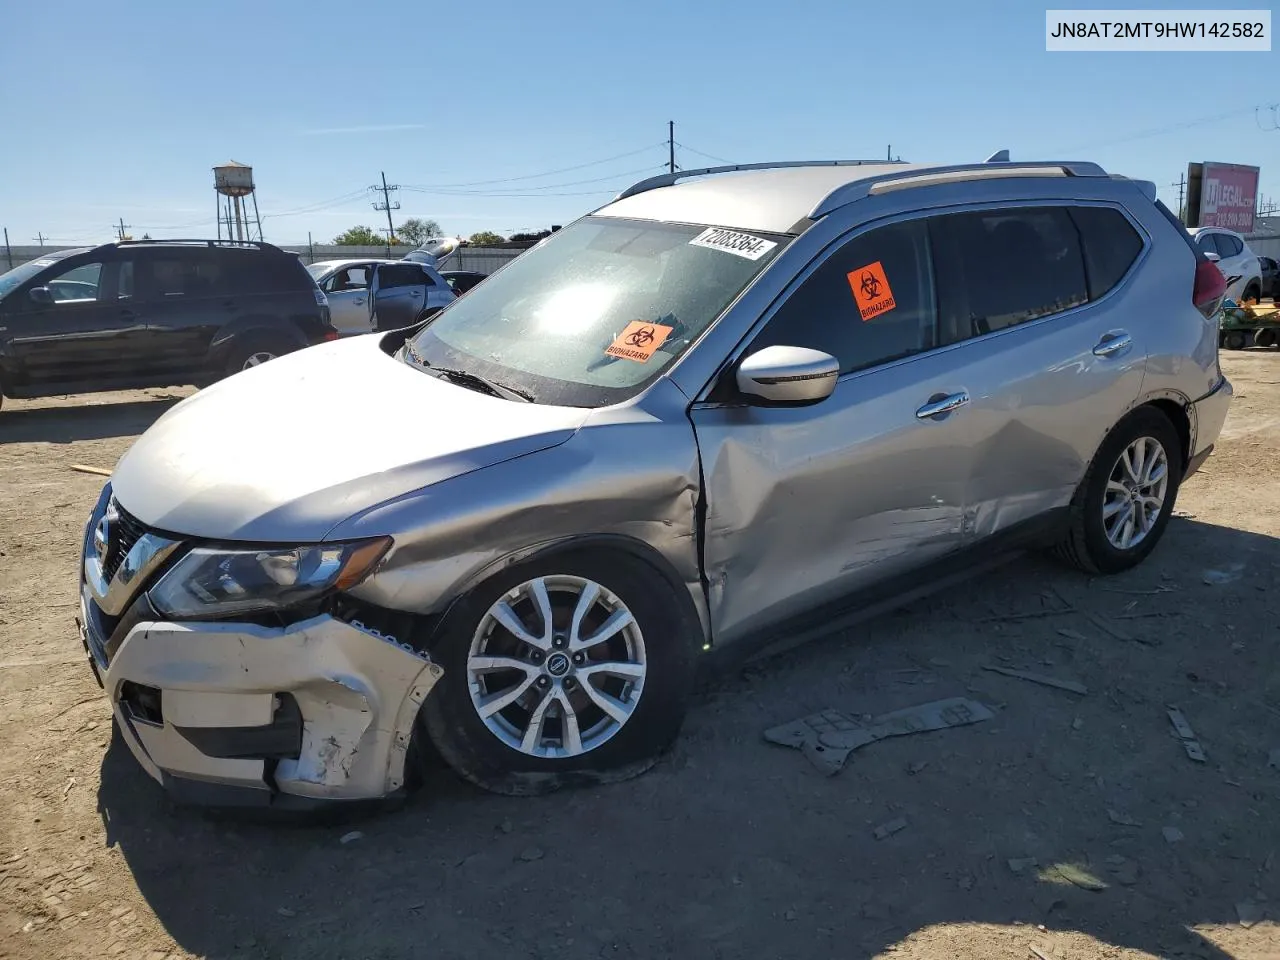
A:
370;172;400;243
668;121;676;174
3;228;12;270
33;232;47;247
115;218;131;241
308;231;314;264
1176;173;1187;224
887;144;892;161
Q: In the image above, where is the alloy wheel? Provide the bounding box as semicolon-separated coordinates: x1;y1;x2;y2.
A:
1103;436;1169;550
466;575;647;759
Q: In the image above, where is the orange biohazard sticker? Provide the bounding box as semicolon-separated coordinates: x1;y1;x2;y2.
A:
848;261;897;321
605;321;674;363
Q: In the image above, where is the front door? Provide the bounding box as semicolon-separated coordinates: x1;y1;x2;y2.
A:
4;256;147;388
690;217;974;645
323;263;375;335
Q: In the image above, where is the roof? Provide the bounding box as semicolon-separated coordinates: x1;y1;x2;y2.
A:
596;163;923;234
595;159;1116;234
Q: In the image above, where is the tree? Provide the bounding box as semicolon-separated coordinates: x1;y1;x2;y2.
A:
332;225;385;245
398;218;443;246
509;229;553;243
468;230;506;246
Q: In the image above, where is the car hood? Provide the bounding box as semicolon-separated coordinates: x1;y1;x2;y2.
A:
111;335;589;542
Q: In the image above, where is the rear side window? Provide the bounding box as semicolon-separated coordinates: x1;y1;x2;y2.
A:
1067;206;1144;299
1215;234;1243;257
1195;233;1217;253
931;206;1088;344
379;263;435;290
751;219;935;375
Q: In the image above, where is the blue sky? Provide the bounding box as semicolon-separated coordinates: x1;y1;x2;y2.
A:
1;0;1275;246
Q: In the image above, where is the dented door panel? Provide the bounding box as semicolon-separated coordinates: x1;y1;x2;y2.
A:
691;350;975;647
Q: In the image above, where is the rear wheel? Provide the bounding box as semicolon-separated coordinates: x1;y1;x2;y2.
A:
1223;329;1249;351
1253;328;1277;349
420;550;696;796
1052;407;1183;575
1243;282;1261;304
224;333;296;377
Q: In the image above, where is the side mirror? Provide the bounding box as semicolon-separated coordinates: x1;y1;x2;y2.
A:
28;286;54;306
736;345;839;406
1203;251;1221;263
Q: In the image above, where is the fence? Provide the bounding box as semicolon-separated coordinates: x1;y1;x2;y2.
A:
1;242;525;275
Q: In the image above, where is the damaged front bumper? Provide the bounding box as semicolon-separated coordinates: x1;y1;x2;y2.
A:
78;568;442;811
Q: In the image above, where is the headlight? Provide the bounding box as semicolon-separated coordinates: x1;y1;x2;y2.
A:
148;537;391;619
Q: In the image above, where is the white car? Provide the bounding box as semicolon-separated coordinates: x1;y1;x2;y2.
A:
1187;227;1262;303
306;258;456;335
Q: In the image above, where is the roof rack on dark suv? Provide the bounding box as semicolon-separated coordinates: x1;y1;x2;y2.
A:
109;238;286;252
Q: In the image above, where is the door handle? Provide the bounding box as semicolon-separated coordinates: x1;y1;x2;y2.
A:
915;391;970;421
1093;331;1132;357
353;297;365;305
410;291;422;298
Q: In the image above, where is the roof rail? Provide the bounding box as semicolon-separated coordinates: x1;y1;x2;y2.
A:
112;238;284;253
613;160;907;202
809;160;1108;219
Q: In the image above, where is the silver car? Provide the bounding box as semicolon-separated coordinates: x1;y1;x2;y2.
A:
78;158;1233;808
307;258;455;336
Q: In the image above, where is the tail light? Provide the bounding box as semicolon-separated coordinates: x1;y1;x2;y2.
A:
1193;259;1227;319
320;329;339;342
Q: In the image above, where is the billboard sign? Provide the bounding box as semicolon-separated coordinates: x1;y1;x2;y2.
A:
1186;162;1261;234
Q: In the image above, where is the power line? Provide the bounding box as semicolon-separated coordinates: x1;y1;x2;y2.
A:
401;143;664;190
675;142;736;165
1049;105;1260;154
401;165;658;196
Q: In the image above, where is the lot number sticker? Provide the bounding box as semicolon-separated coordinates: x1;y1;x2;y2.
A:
688;227;778;261
605;321;675;362
848;261;897;321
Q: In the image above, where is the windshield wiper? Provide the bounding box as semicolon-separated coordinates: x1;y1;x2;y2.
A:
430;366;535;403
399;340;534;402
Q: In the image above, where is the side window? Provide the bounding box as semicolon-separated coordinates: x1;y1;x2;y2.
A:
749;219;935;375
1067;206;1144;299
1216;234;1243;258
117;260;135;300
378;263;429;290
45;262;104;303
217;254;275;295
147;253;224;299
1196;233;1217;253
932;206;1087;344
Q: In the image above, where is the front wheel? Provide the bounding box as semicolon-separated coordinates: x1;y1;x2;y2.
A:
420;550;696;796
223;334;296;378
1052;407;1183;575
1223;329;1249;351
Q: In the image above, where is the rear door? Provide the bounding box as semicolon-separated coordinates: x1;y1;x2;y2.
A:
1212;233;1252;297
369;262;434;331
132;248;228;377
927;203;1148;538
3;255;148;387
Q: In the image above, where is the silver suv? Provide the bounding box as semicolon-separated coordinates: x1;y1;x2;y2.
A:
77;158;1233;809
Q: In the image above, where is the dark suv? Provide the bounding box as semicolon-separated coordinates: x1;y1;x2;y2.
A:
0;239;337;410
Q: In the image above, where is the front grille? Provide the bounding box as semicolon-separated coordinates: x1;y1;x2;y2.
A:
102;504;149;583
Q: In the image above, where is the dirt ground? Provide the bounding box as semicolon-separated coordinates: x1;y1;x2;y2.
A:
1;354;1278;960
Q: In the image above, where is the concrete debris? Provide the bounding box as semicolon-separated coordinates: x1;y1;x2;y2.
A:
69;464;112;477
276;907;296;918
499;819;514;834
1236;899;1265;928
763;697;996;776
1050;863;1108;892
1162;826;1184;844
983;665;1088;696
338;831;363;845
518;846;545;862
872;818;908;841
1203;564;1245;586
1107;809;1142;827
1008;858;1039;874
1056;629;1088;642
1167;707;1207;763
1072;718;1084;731
907;761;929;775
1029;944;1053;960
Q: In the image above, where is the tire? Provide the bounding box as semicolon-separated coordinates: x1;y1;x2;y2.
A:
223;333;297;378
1243;283;1261;304
1223;330;1248;351
1254;328;1277;349
420;549;696;796
1052;406;1183;575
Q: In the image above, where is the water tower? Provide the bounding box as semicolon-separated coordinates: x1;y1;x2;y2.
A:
213;161;264;241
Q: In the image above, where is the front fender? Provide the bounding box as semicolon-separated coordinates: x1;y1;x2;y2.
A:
332;416;707;644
